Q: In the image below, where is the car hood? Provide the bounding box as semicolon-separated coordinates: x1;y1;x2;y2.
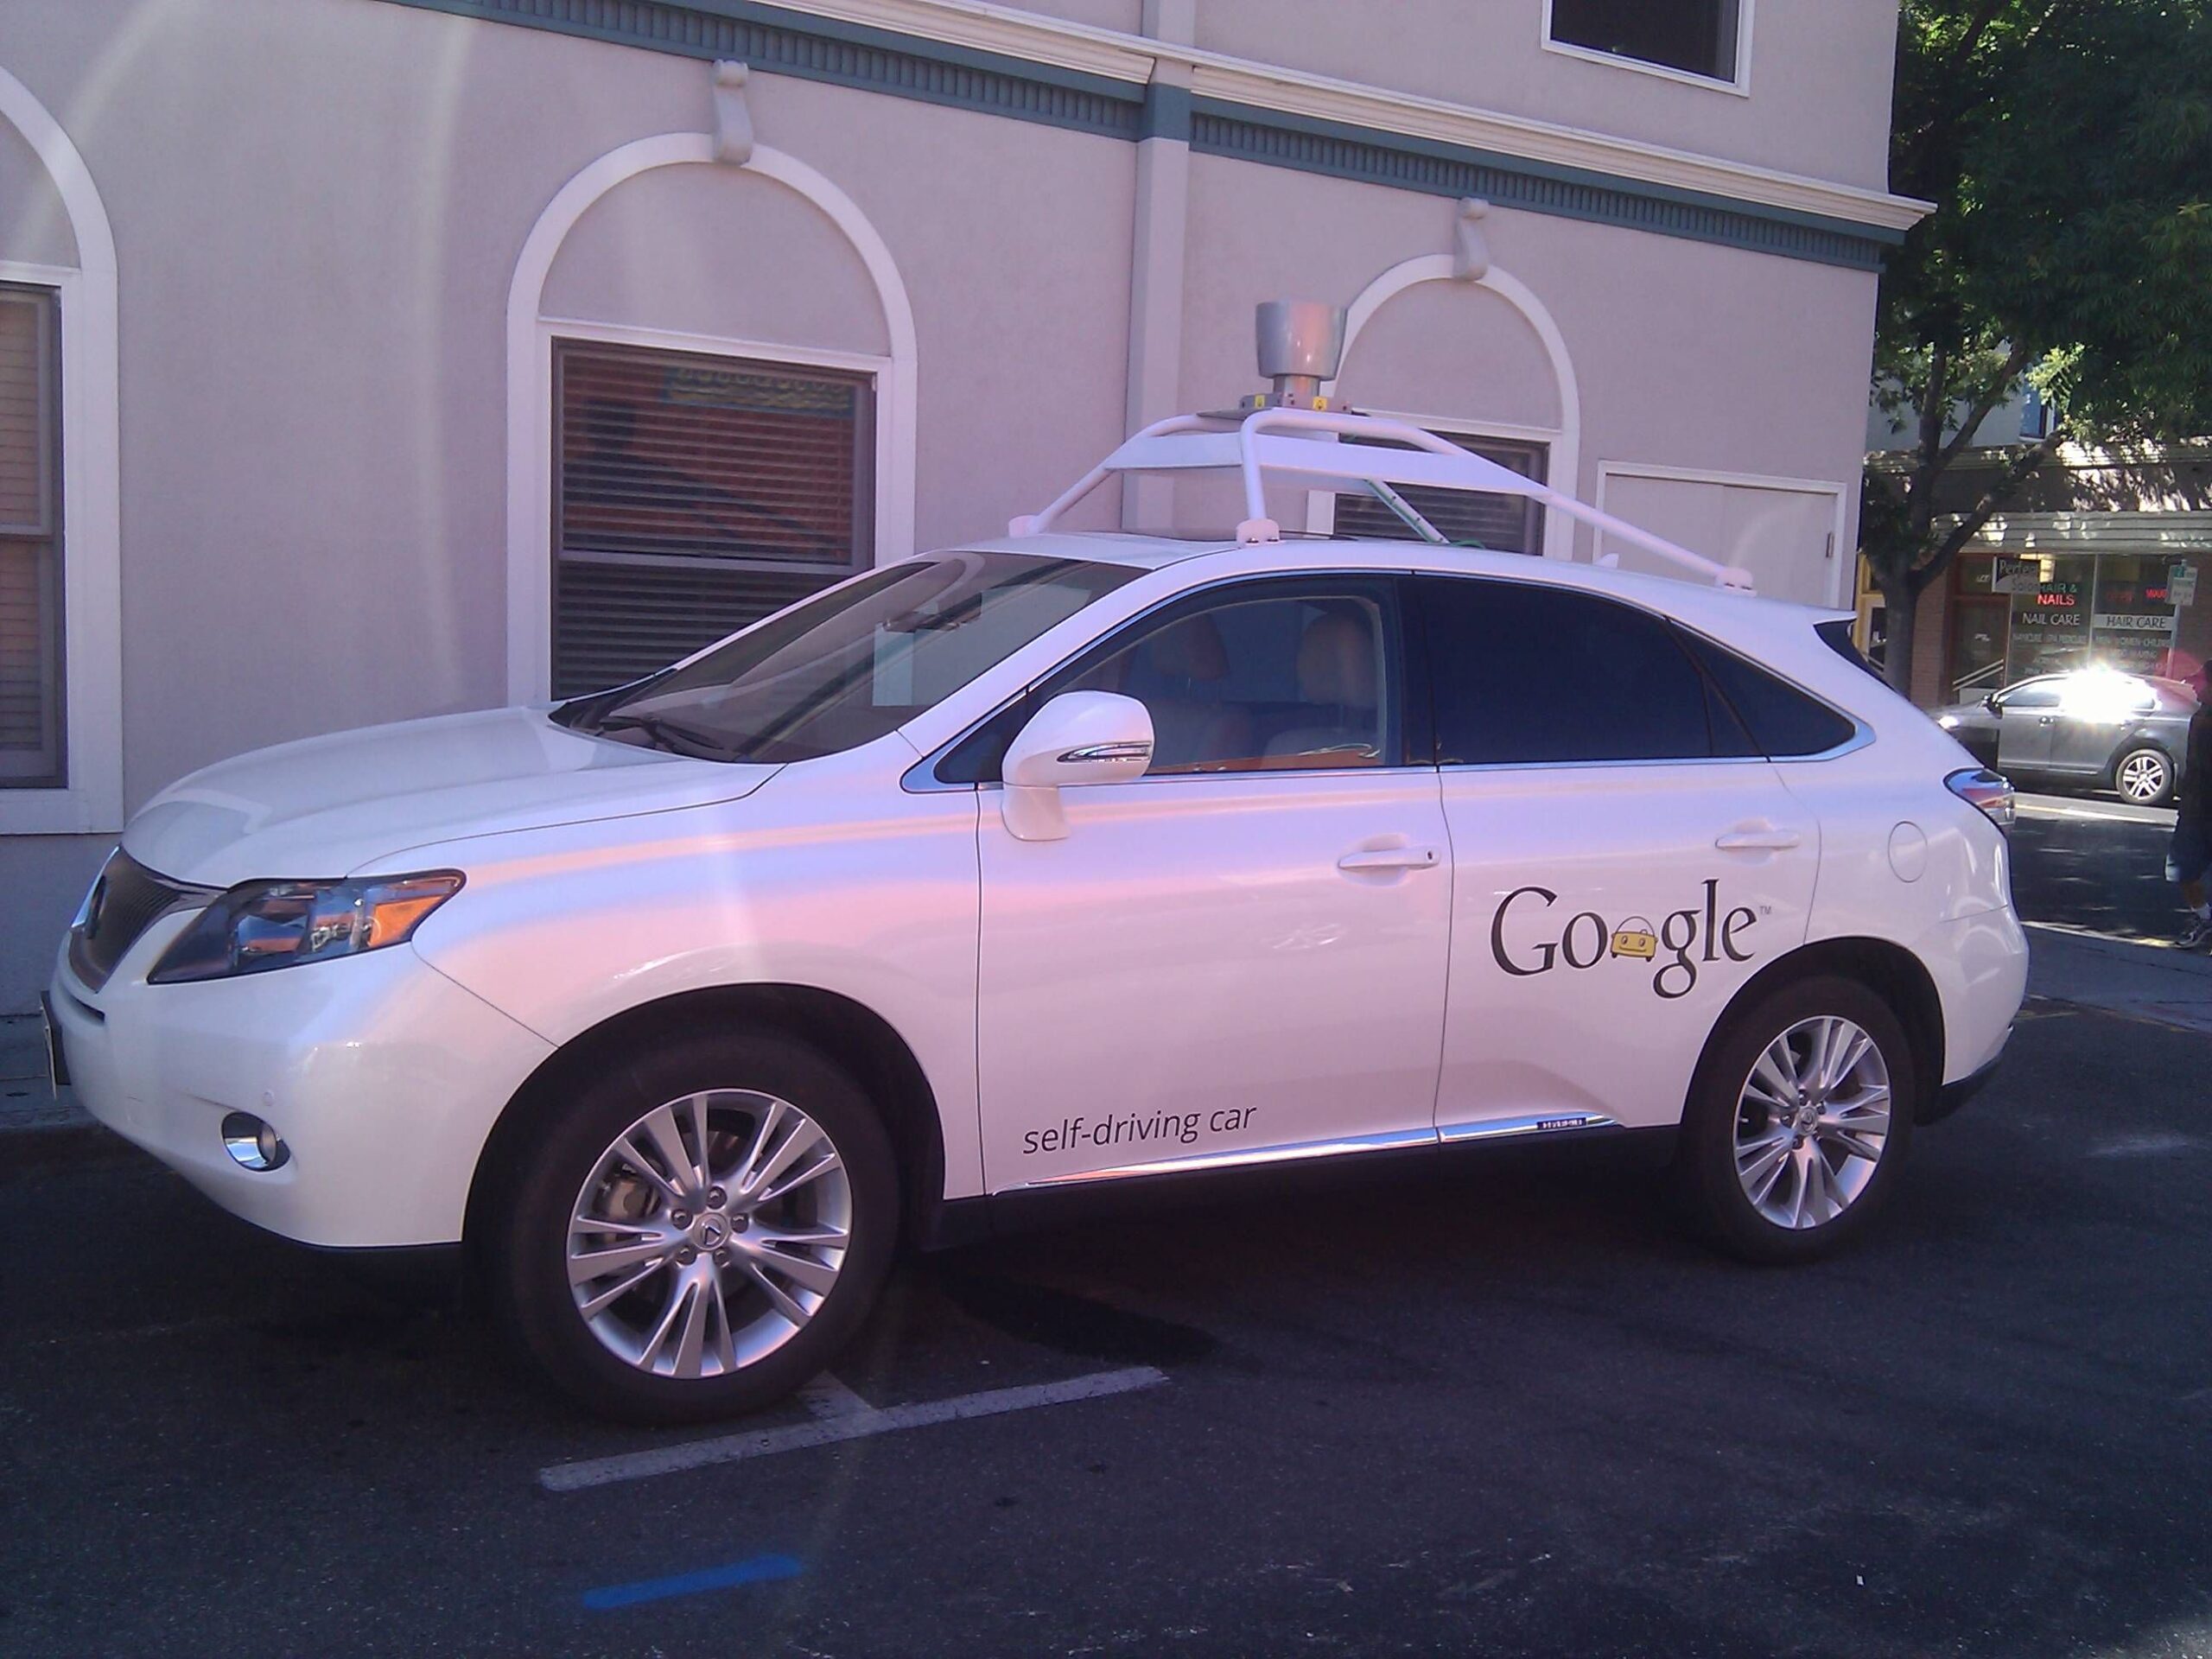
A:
122;707;777;889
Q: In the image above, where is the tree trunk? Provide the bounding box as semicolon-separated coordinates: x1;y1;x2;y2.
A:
1878;567;1920;699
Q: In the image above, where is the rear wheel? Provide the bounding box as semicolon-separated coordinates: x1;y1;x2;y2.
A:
1677;976;1916;1264
482;1030;898;1423
2113;746;2175;806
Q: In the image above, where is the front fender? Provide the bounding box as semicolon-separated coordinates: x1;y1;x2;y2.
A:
403;772;987;1201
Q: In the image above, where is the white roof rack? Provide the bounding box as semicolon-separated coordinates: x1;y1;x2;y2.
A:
1011;407;1756;594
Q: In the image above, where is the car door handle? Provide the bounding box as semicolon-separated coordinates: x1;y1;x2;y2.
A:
1714;828;1802;852
1337;846;1441;873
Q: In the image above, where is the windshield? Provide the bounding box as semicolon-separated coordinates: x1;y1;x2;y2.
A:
563;551;1139;763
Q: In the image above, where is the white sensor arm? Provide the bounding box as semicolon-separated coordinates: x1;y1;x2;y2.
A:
1014;407;1756;592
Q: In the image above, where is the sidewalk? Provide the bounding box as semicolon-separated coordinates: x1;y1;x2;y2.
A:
2024;923;2212;1036
0;1010;100;1163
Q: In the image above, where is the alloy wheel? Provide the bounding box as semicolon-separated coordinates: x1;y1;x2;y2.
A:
1732;1015;1891;1230
567;1090;852;1378
2116;750;2171;804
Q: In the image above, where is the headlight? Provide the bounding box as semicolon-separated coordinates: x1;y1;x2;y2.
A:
1937;714;1961;728
149;871;463;984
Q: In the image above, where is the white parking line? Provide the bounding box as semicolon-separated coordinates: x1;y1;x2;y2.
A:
2016;799;2177;826
539;1365;1169;1492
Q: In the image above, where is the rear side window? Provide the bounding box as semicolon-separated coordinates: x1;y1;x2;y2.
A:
1680;633;1857;758
1815;619;1883;681
1419;578;1720;765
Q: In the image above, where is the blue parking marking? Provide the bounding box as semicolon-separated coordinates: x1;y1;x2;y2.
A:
581;1552;804;1610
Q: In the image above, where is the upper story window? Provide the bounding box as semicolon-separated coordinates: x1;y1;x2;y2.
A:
552;339;876;698
0;283;62;790
1547;0;1746;87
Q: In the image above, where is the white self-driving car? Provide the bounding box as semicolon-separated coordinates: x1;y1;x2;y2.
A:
47;388;2026;1422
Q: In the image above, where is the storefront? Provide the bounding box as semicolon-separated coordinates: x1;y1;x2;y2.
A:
1859;496;2212;706
1946;550;2203;692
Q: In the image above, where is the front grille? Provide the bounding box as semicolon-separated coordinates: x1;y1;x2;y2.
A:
67;850;213;991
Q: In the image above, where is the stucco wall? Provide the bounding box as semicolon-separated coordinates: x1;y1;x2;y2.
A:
0;0;1894;1007
1193;0;1900;195
1177;153;1875;596
0;118;77;269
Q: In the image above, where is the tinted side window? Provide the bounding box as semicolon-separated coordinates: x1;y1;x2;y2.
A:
1815;619;1884;681
938;578;1412;783
2000;682;2061;711
1421;578;1715;765
1680;633;1857;758
1064;588;1396;774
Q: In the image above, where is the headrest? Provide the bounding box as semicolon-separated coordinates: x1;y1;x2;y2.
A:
1143;613;1230;682
1296;610;1377;708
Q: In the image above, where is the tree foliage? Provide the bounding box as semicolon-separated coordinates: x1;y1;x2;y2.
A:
1864;0;2212;690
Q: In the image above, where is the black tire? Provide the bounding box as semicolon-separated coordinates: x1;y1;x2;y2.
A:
2111;745;2176;807
1676;976;1916;1265
481;1028;899;1424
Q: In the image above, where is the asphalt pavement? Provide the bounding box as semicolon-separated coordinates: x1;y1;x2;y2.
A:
2010;789;2187;944
3;785;2209;1657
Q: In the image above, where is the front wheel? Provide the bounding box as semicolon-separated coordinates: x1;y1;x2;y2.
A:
2113;746;2176;806
482;1030;899;1423
1676;977;1916;1264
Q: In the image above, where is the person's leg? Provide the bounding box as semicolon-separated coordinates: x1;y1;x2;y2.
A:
2173;828;2212;947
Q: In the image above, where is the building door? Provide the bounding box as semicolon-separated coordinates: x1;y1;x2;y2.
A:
1947;596;2008;700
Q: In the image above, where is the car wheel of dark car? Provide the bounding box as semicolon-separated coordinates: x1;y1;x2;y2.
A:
2113;746;2175;807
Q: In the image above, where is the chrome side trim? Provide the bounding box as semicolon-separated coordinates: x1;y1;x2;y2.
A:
1000;1124;1438;1192
1058;741;1153;765
1437;1111;1621;1144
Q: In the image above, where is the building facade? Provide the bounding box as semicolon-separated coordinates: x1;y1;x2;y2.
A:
0;0;1920;1009
1864;391;2212;705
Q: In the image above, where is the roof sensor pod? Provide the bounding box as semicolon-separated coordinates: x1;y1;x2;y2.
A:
1250;300;1347;412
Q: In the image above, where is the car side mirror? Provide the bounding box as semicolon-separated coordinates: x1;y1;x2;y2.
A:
1000;691;1154;842
1983;693;2001;713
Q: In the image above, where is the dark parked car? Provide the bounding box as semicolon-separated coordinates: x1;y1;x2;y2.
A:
1935;669;2197;806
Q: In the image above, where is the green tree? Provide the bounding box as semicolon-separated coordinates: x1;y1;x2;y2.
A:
1864;0;2212;694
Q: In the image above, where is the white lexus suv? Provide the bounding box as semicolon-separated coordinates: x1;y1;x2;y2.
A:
46;397;2026;1422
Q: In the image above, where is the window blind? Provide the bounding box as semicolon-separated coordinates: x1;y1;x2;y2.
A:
1334;432;1548;553
552;340;874;698
0;284;61;787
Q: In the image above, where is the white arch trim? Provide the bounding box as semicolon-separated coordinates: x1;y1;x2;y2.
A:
0;66;123;834
504;133;918;702
1324;253;1582;562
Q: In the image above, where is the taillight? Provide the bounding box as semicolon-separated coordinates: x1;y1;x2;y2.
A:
1947;767;2016;832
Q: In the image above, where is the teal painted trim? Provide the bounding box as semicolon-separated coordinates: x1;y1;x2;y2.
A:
368;0;1897;267
1136;81;1192;144
385;0;1142;138
1190;100;1896;270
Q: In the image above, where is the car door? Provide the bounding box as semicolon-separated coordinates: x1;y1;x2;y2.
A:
1414;575;1820;1135
2047;677;2156;777
1993;679;2063;772
973;575;1451;1191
